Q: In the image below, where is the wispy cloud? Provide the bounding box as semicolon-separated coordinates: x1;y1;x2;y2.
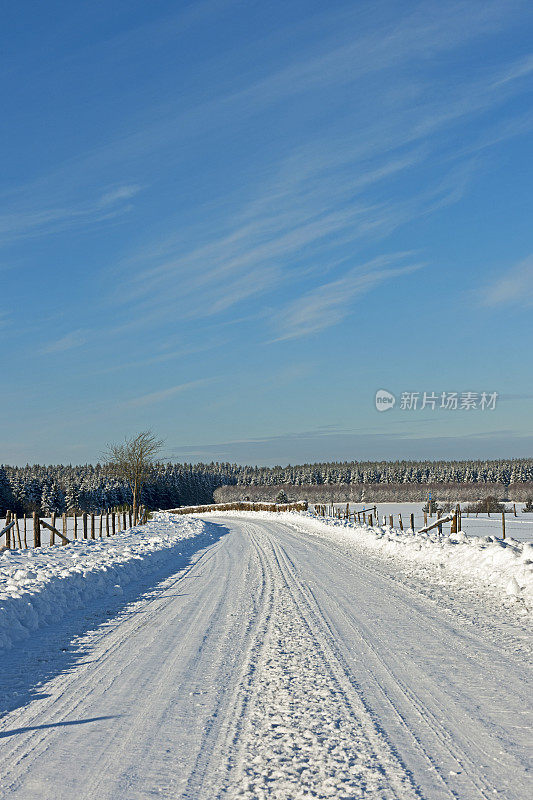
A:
96;343;222;375
122;378;215;409
221;0;520;111
100;25;533;337
3;3;528;250
0;184;141;244
41;329;89;354
481;254;533;307
99;184;141;206
170;427;533;465
492;52;533;87
274;254;425;341
4;0;533;352
111;175;417;325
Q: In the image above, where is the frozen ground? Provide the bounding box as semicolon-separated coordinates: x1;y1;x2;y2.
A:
0;512;531;799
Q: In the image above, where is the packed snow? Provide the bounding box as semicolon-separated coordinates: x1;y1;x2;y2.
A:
210;509;533;610
0;512;531;799
0;514;213;651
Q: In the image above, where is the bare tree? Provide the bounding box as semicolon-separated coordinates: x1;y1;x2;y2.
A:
103;431;163;524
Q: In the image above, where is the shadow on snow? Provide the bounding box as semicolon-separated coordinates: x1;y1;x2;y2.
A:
0;520;230;720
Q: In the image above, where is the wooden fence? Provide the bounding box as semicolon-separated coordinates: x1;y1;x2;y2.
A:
313;502;511;539
0;505;149;551
314;502;451;534
314;504;382;526
168;501;308;515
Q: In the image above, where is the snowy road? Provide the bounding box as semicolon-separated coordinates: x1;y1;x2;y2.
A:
0;515;531;799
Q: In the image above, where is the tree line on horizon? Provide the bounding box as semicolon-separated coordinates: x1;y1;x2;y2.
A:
1;457;533;515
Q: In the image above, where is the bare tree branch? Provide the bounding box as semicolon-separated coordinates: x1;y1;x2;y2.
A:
103;431;164;523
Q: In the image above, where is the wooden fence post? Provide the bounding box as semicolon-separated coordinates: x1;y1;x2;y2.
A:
501;510;506;540
410;512;415;531
90;513;95;540
106;513;110;537
82;512;88;540
389;514;393;528
112;512;116;536
24;514;27;548
6;511;11;548
123;511;127;530
398;514;403;531
0;518;16;548
451;511;457;534
128;508;133;528
368;513;373;526
99;513;103;538
33;512;41;547
15;514;22;548
62;513;68;545
73;512;78;540
513;503;517;517
50;512;56;546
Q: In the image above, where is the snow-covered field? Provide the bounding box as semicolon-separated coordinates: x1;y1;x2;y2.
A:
0;511;531;799
314;502;533;542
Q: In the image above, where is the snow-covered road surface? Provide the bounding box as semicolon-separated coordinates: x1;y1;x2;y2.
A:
0;514;531;799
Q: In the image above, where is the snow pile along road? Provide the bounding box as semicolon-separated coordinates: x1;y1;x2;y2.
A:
209;510;533;609
0;514;213;651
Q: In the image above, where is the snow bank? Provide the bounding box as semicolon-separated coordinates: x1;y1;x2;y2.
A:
208;510;533;610
0;514;213;651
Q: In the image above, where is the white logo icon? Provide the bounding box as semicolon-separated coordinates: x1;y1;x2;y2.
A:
375;389;396;411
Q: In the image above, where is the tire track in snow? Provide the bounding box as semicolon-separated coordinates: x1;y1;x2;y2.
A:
0;537;237;799
267;530;481;800
223;522;421;800
181;519;277;798
1;515;529;799
257;518;531;800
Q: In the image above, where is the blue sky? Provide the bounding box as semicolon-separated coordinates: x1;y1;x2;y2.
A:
1;0;532;466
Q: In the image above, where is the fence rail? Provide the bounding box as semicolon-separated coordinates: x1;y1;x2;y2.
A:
0;505;149;551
